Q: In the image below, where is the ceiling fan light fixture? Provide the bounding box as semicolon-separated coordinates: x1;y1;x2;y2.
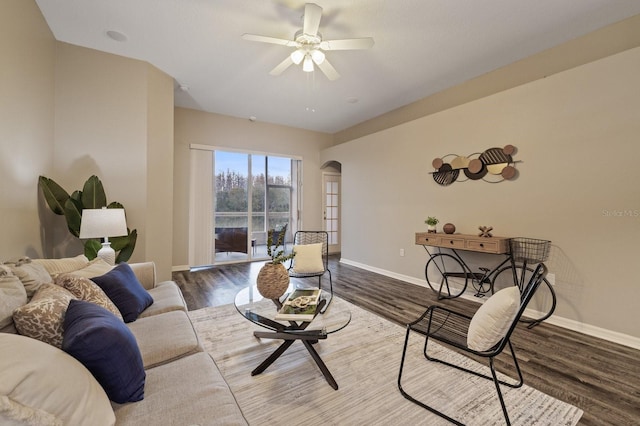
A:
303;55;314;72
290;49;305;65
311;49;325;65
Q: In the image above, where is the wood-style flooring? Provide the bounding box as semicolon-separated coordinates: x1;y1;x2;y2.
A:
172;256;640;426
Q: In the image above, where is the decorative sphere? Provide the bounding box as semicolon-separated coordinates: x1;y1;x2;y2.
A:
443;223;456;234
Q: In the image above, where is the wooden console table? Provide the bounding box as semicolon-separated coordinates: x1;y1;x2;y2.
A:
415;232;512;299
415;232;556;328
415;232;510;254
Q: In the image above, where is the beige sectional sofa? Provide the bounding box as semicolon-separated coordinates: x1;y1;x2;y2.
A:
0;257;248;426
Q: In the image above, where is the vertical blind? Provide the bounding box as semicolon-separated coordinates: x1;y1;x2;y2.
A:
189;148;214;266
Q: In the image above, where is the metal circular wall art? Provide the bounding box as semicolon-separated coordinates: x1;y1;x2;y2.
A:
431;145;518;186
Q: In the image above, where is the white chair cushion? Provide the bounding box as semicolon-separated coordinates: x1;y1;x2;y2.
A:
467;286;520;351
292;243;324;273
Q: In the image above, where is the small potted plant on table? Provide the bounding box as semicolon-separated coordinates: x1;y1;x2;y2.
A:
425;216;439;233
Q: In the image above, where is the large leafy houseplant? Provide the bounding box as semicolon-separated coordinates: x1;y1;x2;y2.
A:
38;175;137;263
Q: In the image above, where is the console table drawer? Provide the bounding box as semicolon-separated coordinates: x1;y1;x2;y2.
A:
415;232;510;254
439;237;466;249
466;239;500;253
415;233;440;246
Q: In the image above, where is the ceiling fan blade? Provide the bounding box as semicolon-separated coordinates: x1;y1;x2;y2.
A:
320;38;375;50
316;58;340;81
242;33;299;47
269;56;294;76
303;3;322;36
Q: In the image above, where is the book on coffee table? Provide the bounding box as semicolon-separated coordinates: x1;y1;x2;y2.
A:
275;288;321;321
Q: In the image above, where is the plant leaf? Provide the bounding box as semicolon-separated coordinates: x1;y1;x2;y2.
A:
81;175;107;209
116;229;137;263
83;239;101;260
38;176;69;215
64;197;83;237
110;229;130;251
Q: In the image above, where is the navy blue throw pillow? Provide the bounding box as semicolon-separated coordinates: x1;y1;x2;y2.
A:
91;263;153;322
62;299;145;403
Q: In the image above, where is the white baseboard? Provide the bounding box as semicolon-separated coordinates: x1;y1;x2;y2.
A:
340;258;640;350
171;265;191;272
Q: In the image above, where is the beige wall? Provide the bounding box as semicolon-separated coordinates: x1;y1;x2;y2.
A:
322;47;640;340
52;43;174;280
173;107;333;267
0;0;174;280
145;66;175;280
0;0;55;259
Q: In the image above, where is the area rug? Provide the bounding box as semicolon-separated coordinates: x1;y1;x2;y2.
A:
189;297;583;426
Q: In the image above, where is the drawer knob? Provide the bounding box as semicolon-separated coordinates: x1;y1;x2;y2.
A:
480;243;484;247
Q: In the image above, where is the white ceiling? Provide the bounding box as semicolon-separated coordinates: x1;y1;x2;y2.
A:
35;0;640;134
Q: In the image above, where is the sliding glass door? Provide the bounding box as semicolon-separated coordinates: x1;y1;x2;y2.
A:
214;151;250;262
211;150;298;264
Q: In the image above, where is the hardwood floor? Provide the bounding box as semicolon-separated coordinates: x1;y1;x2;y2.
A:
172;256;640;426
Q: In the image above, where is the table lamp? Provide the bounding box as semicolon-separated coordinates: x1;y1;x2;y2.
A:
79;207;128;265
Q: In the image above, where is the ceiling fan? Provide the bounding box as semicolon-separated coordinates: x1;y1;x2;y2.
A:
242;3;374;81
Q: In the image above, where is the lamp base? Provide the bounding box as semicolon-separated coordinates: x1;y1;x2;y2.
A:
97;242;116;266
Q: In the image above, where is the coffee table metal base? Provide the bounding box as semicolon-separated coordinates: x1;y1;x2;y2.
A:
251;330;338;390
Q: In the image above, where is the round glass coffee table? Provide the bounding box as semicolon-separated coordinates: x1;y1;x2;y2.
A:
234;284;351;390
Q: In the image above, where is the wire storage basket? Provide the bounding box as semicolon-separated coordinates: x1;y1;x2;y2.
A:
509;237;551;264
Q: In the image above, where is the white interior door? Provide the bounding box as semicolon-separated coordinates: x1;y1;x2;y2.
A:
322;173;341;253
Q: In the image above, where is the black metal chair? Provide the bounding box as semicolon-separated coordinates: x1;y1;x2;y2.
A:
288;231;333;312
398;263;548;426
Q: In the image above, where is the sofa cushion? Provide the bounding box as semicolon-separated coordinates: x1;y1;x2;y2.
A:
0;333;115;426
55;274;123;321
63;300;145;403
139;281;187;318
127;310;202;369
128;261;157;291
467;286;521;351
12;284;77;348
4;257;52;298
32;255;90;277
0;266;27;329
112;352;248;426
91;263;153;322
68;257;113;278
292;243;324;273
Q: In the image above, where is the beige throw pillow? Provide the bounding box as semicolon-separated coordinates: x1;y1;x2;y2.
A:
0;333;115;426
12;284;77;348
0;266;27;329
292;243;324;273
55;274;123;321
32;255;90;277
5;258;52;298
467;286;520;352
68;258;113;278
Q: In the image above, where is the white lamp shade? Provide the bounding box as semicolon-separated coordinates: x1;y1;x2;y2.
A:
290;49;305;65
302;55;314;72
311;49;325;65
79;208;128;239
